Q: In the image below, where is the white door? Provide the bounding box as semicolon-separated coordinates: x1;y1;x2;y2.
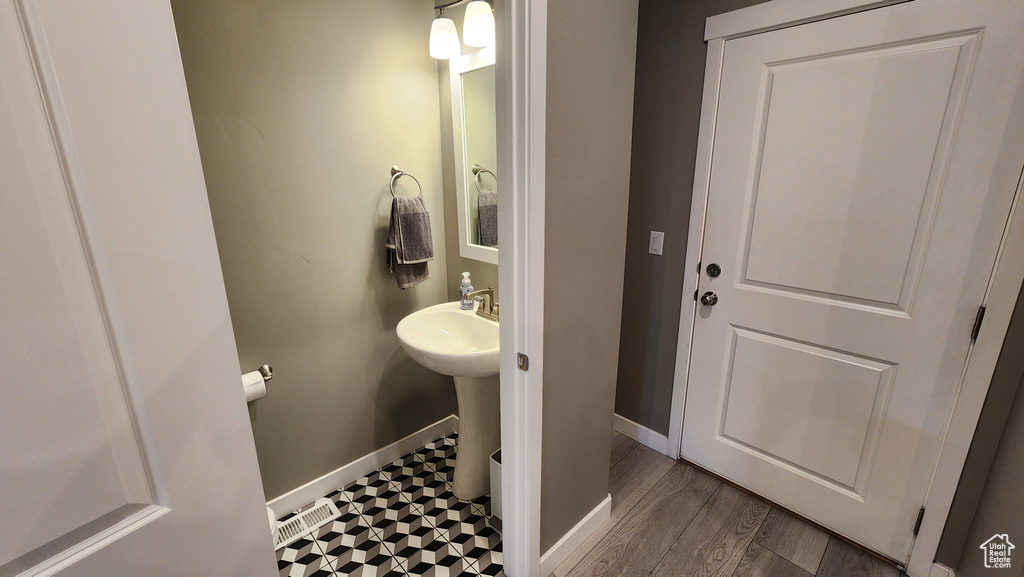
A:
681;0;1024;563
0;1;276;575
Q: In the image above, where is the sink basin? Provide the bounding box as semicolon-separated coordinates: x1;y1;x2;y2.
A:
397;301;500;500
396;301;499;377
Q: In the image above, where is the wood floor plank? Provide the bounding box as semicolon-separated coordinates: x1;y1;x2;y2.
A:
816;538;904;577
610;432;639;468
651;483;770;577
550;444;676;577
609;444;676;516
565;462;720;577
733;542;813;577
754;508;830;574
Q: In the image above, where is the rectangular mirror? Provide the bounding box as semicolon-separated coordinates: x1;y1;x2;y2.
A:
450;46;498;264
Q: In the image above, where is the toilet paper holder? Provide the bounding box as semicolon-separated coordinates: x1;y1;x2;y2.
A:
257;364;273;381
242;365;273;403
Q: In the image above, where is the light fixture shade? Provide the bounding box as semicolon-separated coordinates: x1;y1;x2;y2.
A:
462;1;495;48
429;16;461;60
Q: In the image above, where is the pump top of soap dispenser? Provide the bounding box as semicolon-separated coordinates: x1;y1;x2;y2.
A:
461;272;472;287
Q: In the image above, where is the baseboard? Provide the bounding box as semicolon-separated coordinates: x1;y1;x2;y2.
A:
266;415;458;518
928;563;955;577
539;494;612;577
613;413;672;457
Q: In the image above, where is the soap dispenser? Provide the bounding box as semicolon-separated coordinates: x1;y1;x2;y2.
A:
460;272;475;310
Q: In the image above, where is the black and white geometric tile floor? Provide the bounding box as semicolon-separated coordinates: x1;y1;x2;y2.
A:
275;433;505;577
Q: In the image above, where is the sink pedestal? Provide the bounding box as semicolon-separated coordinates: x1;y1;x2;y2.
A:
452;374;500;500
395;301;501;501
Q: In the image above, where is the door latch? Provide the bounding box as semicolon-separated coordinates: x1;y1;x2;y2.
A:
517;353;529;371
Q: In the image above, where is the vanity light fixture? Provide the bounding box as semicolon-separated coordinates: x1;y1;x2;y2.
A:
429;10;461;60
429;0;495;60
462;1;495;47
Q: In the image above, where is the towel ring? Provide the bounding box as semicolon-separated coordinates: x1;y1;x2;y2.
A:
472;164;497;194
390;166;422;198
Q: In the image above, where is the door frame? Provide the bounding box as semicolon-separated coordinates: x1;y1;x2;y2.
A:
497;0;547;575
665;1;1024;575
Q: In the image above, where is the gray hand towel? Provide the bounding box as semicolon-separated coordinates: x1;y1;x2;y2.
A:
478;190;497;247
386;195;434;289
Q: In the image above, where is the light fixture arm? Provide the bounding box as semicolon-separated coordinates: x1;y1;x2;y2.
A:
433;0;492;13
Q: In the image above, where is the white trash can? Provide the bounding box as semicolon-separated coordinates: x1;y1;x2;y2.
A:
489;449;502;521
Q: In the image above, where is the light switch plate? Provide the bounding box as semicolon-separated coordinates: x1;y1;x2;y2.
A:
649;231;665;255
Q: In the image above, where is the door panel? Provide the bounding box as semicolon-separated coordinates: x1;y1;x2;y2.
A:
0;1;277;574
0;2;158;568
682;0;1024;562
0;101;152;565
744;35;970;310
720;327;895;493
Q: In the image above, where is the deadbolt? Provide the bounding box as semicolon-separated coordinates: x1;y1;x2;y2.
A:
706;263;722;278
700;291;719;306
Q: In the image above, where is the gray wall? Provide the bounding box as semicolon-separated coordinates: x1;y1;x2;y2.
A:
939;287;1024;570
615;0;766;434
952;371;1024;577
620;0;1024;569
437;4;500;302
172;0;456;500
542;0;639;553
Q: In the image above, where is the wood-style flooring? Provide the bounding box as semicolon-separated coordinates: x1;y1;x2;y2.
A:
550;432;908;577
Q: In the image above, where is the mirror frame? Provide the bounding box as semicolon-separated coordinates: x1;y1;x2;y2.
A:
449;46;498;265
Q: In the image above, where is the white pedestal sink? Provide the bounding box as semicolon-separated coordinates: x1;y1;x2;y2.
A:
396;301;499;500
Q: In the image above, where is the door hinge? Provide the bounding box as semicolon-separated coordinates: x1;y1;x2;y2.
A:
971;306;987;342
517;353;529;371
913;507;925;536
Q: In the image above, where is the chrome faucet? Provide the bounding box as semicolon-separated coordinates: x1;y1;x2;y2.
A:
467;287;499;321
